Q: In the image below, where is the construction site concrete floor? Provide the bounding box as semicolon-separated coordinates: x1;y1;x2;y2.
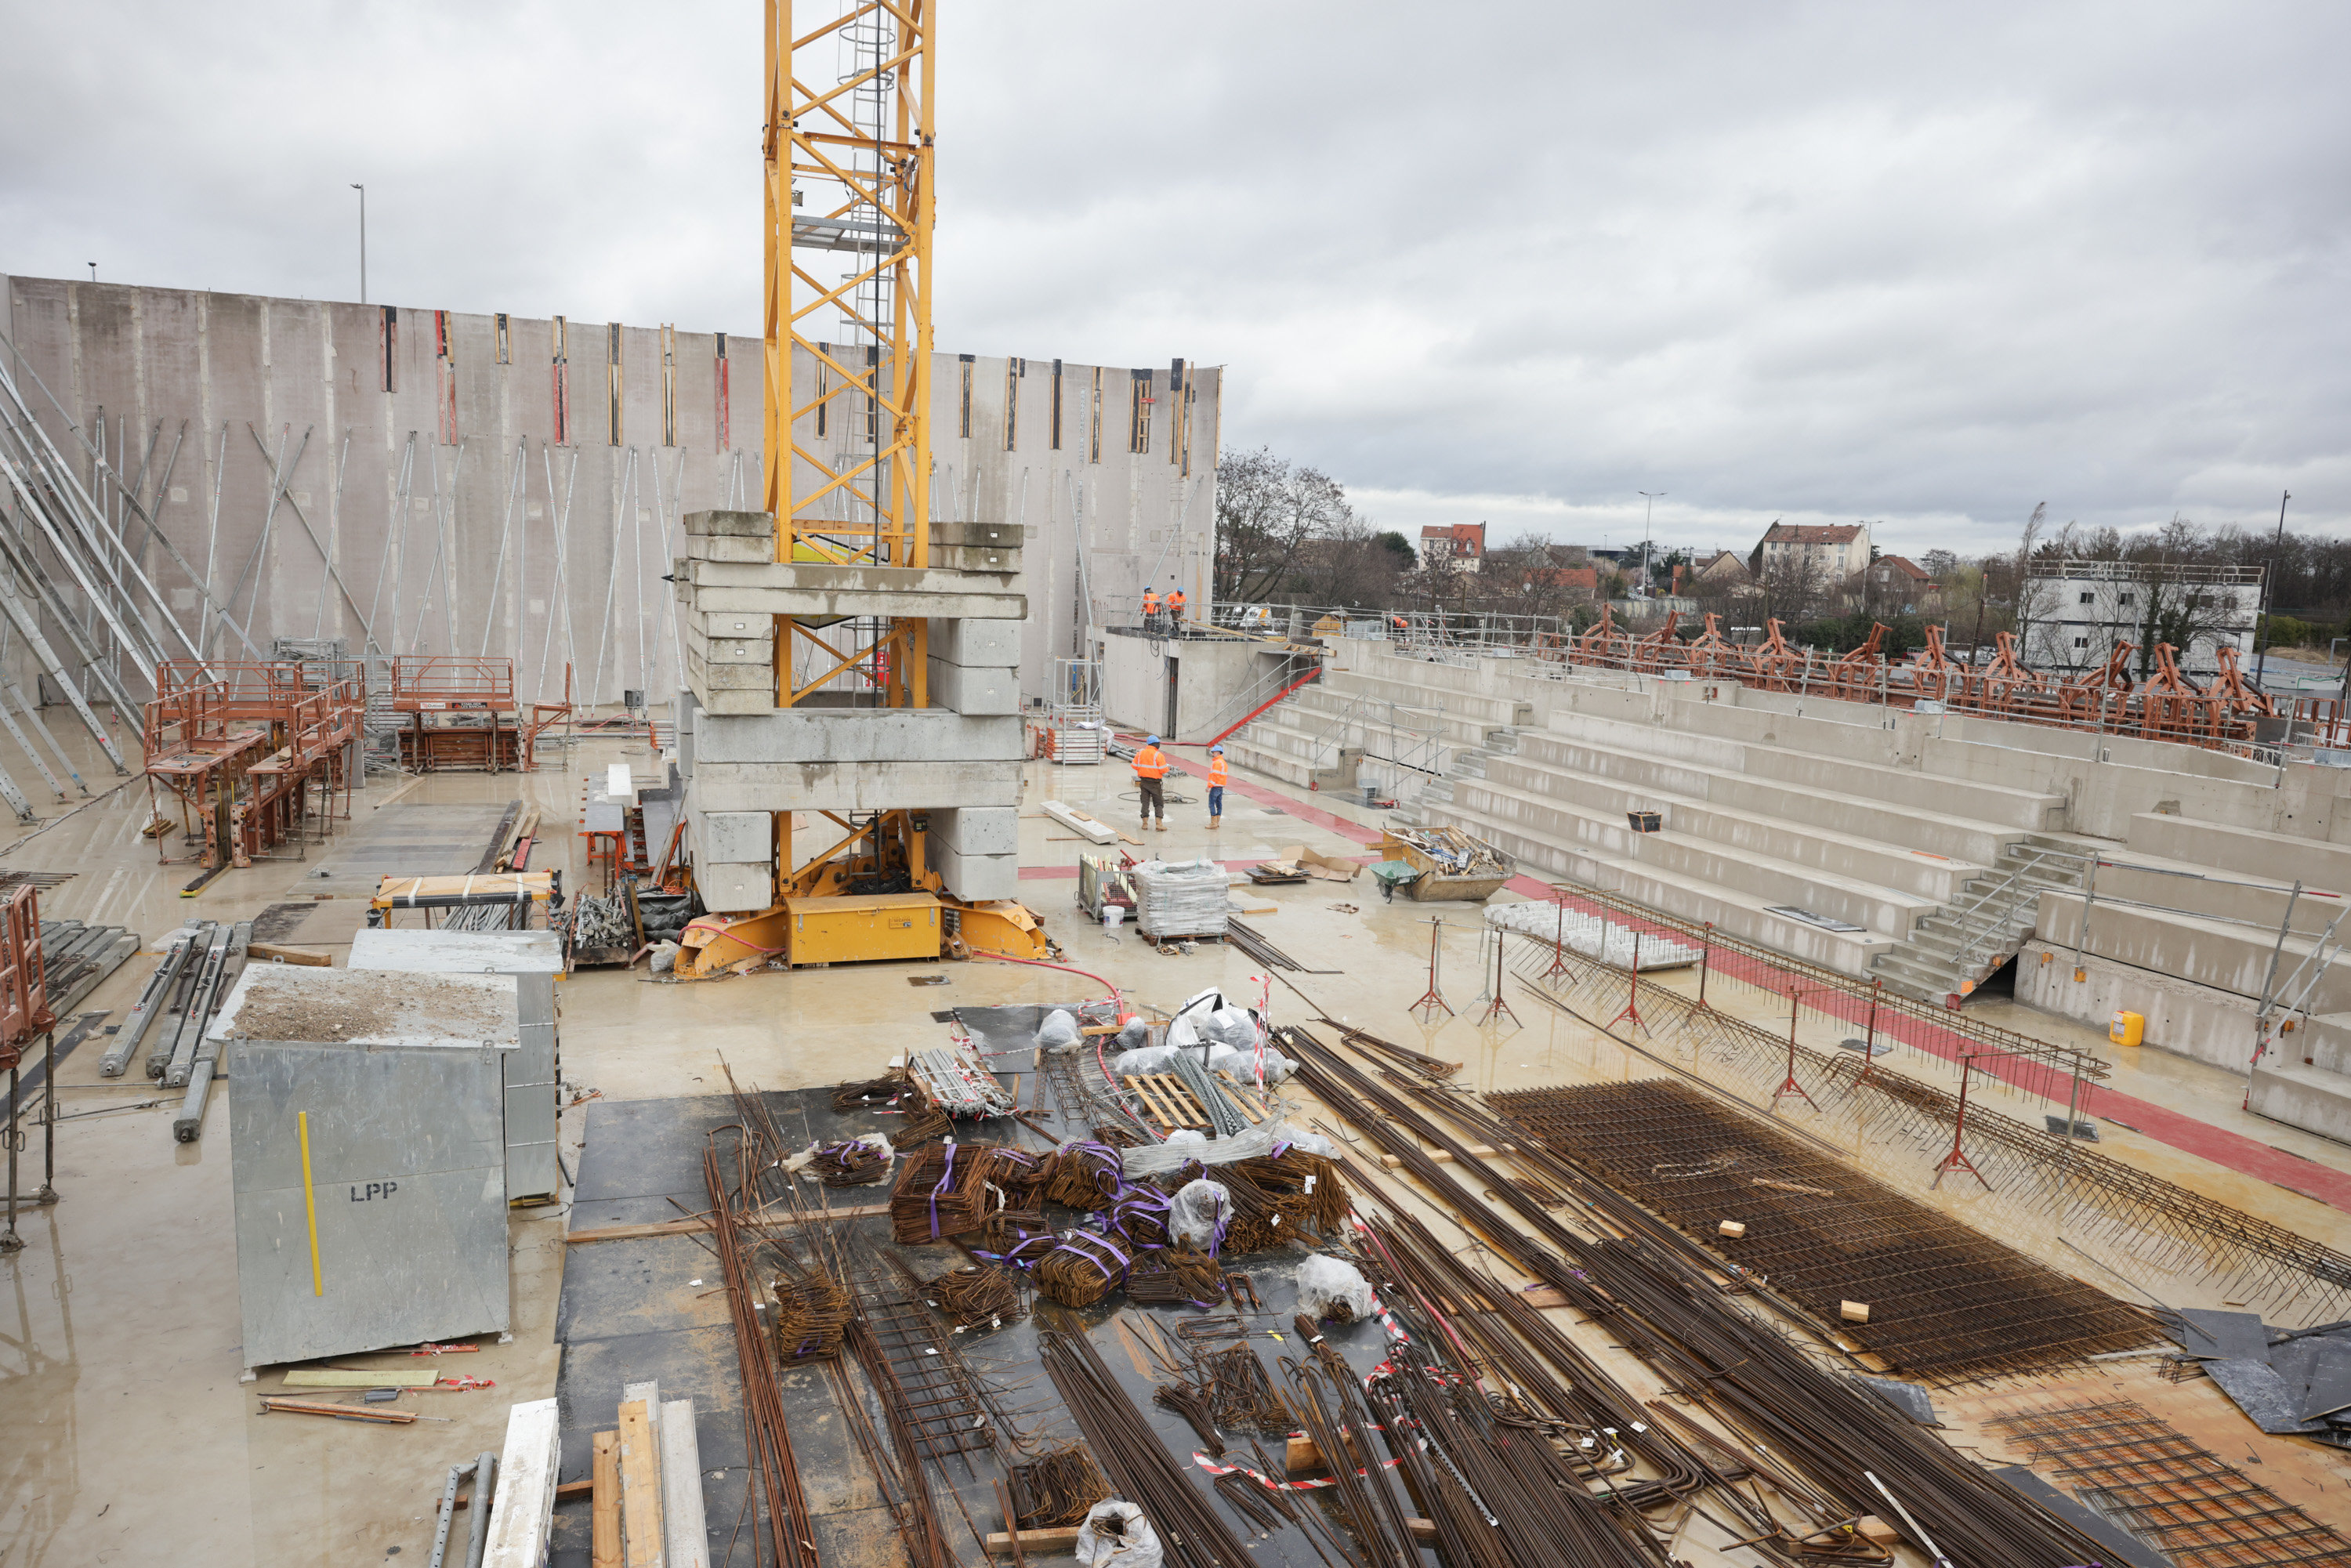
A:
4;733;2350;1563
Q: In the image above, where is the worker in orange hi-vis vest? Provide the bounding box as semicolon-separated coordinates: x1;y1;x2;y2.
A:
1140;588;1161;632
1133;734;1171;831
1166;586;1186;626
1205;744;1227;827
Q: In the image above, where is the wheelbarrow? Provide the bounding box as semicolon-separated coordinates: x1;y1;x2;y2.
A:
1368;860;1424;903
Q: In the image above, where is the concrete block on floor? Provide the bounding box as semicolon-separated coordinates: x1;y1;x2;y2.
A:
930;841;1018;903
696;861;774;914
927;657;1019;715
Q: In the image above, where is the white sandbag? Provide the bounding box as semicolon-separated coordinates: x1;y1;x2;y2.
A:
1036;1009;1082;1051
1164;1129;1207;1146
1076;1501;1163;1568
1201;1005;1259;1052
1203;1041;1295;1088
1168;1179;1231;1249
1117;1016;1150;1050
1295;1255;1376;1324
650;939;680;974
1109;1045;1181;1077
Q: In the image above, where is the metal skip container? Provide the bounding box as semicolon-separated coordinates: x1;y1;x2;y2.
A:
347;928;565;1205
214;967;520;1374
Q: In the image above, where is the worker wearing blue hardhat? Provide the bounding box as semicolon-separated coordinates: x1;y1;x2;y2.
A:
1133;733;1170;831
1206;744;1227;828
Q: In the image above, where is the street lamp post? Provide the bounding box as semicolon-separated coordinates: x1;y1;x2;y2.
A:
1639;491;1665;596
350;183;367;303
2255;488;2289;693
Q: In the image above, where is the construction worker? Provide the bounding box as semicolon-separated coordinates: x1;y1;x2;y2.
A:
1133;733;1171;831
1140;588;1161;632
1167;585;1186;627
1206;744;1227;827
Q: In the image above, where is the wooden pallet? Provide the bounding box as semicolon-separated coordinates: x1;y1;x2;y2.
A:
1123;1074;1210;1132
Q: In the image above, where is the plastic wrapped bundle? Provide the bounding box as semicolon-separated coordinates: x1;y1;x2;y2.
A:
1036;1232;1130;1308
1131;858;1231;939
1036;1008;1083;1050
1295;1254;1376;1323
1076;1501;1162;1568
1168;1179;1233;1251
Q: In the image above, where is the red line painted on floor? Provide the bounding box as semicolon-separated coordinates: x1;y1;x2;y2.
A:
1509;871;2351;1215
1117;737;2351;1210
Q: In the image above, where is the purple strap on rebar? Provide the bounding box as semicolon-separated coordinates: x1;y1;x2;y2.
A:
928;1142;958;1239
1052;1232;1131;1283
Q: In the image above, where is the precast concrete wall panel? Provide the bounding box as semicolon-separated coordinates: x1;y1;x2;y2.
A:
5;276;1213;707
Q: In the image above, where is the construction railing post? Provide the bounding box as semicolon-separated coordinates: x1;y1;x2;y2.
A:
1860;979;1882;1081
1697;921;1712;1006
1931;1052;1993;1190
1769;985;1819;1114
1607;931;1648;1037
1411;917;1452;1022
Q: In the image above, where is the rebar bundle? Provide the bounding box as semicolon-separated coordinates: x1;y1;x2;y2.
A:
1041;1141;1124;1211
833;1072;913;1111
889;1141;998;1244
1007;1447;1110;1529
1283;1023;2126;1568
1124;1242;1225;1308
1230;1150;1346;1233
1034;1233;1129;1309
1039;1325;1258;1568
925;1262;1023;1329
768;1269;852;1362
811;1138;892;1186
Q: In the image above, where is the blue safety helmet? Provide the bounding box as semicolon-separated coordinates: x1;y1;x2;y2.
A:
1146;734;1161;745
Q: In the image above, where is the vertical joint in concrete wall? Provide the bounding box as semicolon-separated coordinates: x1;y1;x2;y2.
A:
549;317;569;447
714;332;730;451
606;322;623;447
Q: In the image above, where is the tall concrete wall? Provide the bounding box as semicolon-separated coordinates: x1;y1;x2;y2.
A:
1;275;1217;706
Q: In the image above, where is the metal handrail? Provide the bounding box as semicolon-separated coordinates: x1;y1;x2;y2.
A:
1939;846;2089;980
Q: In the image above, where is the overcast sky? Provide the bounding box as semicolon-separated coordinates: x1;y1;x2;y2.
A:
5;2;2346;560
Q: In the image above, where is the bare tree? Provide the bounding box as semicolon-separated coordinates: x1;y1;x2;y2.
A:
1212;447;1351;604
1757;549;1828;627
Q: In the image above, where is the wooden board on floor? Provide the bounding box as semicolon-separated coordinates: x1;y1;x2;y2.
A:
618;1398;665;1568
1123;1074;1208;1131
592;1429;622;1568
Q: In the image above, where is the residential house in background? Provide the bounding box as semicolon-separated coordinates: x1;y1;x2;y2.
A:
1418;523;1487;571
1692;550;1751;589
1850;554;1944;616
1751;521;1872;581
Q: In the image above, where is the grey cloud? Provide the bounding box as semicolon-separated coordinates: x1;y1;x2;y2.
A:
5;1;2348;561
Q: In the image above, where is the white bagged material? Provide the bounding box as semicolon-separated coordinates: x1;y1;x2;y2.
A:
1037;1009;1082;1051
1203;1041;1295;1087
1076;1501;1162;1568
650;939;681;974
1132;859;1230;939
1168;1179;1231;1248
1121;1119;1315;1177
1108;1045;1181;1077
1164;1129;1208;1146
1201;1005;1260;1052
1295;1255;1376;1323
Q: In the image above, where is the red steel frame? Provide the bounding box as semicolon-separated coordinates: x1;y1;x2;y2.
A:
143;661;363;869
1534;612;2280;752
390;656;573;772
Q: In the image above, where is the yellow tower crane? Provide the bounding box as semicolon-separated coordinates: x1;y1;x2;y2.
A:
676;1;1051;975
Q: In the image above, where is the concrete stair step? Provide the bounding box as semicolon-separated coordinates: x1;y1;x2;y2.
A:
1478;753;1984;902
1506;731;2032;864
1422;798;1897;975
1538;709;2066;831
